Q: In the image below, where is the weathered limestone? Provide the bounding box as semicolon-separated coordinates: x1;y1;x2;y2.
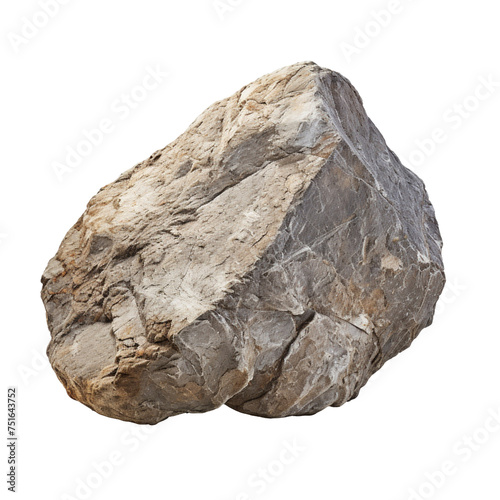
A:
41;62;445;423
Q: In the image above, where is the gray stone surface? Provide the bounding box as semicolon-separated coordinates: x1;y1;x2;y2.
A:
41;62;445;424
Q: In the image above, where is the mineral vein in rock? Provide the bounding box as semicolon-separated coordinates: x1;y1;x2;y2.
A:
41;62;445;424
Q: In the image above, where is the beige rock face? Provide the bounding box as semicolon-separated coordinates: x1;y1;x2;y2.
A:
41;62;445;424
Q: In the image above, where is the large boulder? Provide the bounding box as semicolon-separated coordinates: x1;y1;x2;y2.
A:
41;62;445;424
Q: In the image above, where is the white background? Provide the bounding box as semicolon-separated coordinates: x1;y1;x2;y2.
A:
1;1;499;499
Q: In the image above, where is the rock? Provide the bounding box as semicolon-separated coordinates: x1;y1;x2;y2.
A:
41;62;445;424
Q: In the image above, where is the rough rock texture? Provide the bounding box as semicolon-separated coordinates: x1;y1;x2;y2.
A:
41;62;445;424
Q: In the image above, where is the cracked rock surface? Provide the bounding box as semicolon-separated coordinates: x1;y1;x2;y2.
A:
41;62;445;424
